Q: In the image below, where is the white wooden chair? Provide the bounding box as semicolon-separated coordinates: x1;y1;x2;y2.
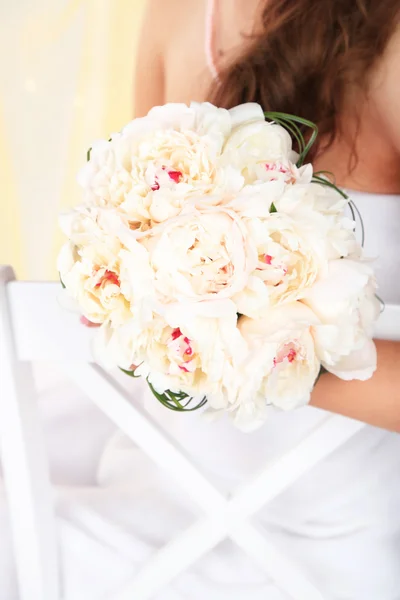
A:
1;264;400;600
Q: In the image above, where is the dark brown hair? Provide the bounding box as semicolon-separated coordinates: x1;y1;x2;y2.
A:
210;0;400;157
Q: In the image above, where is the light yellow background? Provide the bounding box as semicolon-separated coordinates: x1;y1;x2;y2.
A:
0;0;147;279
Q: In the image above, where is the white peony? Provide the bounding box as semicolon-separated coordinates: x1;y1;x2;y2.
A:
212;183;327;316
221;103;299;185
220;303;321;431
139;207;256;303
274;180;361;260
303;258;380;380
77;103;246;231
149;299;247;397
234;211;325;316
94;298;247;399
57;208;152;326
76;136;132;209
95;310;209;396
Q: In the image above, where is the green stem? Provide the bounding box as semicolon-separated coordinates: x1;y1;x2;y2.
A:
264;112;319;166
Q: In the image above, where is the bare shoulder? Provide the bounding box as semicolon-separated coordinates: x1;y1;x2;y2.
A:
138;0;203;65
135;0;209;113
141;0;201;42
135;0;190;115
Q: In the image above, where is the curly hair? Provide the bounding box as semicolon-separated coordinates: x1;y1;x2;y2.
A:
210;0;400;158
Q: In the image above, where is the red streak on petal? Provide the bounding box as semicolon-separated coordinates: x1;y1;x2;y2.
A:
179;365;190;373
95;270;120;288
264;254;273;265
265;162;289;174
151;181;160;191
167;169;182;183
274;345;297;367
184;347;193;357
171;328;182;341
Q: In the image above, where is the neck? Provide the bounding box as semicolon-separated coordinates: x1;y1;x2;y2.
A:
313;109;400;195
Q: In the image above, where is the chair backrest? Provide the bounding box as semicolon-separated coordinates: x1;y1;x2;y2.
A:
2;264;400;600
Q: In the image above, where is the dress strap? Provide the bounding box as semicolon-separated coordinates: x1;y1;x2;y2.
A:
205;0;221;82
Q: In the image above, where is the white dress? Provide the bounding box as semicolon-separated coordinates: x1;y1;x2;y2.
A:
1;190;400;600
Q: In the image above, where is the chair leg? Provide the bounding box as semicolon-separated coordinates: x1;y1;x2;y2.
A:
0;266;60;600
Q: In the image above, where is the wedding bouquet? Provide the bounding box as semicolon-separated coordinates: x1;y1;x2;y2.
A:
58;102;379;430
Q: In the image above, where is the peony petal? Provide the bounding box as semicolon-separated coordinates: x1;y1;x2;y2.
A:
324;337;377;381
304;259;373;318
228;103;265;128
239;302;319;340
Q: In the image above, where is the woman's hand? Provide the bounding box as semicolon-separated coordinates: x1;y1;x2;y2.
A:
311;339;400;432
80;316;100;328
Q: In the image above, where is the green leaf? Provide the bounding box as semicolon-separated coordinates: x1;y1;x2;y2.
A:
375;294;385;314
119;367;141;378
313;170;336;182
269;202;277;213
311;174;348;199
59;274;66;289
147;380;207;412
264;111;319;167
87;137;111;162
311;174;365;248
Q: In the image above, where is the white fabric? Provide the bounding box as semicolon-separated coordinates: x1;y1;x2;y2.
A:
1;190;400;600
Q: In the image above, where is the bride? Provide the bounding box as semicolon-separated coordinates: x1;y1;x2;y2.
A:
2;1;400;599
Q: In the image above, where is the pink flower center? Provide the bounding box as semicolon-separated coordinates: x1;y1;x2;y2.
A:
256;254;274;271
169;328;195;372
273;343;298;367
166;169;182;183
171;328;182;341
265;162;289;174
256;254;288;280
94;270;120;288
151;167;183;191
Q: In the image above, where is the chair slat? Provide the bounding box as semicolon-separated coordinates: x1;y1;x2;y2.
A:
6;282;94;362
375;303;400;341
0;268;60;600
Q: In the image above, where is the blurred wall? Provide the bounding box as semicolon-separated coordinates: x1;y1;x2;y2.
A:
0;0;147;279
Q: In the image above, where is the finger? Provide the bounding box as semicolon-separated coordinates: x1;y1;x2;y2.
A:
80;315;101;328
